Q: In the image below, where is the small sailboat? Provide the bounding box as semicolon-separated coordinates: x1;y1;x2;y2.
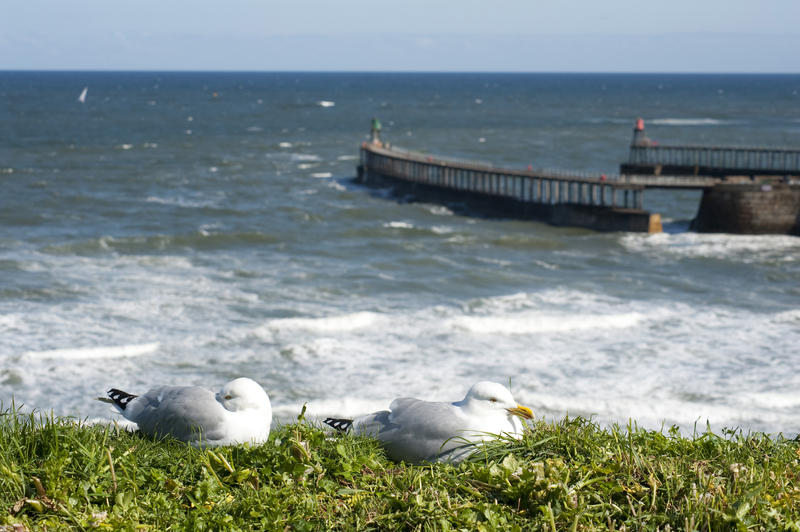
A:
78;86;88;103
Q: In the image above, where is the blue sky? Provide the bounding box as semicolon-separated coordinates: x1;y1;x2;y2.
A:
3;0;800;72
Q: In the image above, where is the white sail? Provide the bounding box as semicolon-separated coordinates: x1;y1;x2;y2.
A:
78;86;88;103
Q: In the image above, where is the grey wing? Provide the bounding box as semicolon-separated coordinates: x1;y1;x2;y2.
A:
359;398;470;463
125;386;227;442
351;409;395;437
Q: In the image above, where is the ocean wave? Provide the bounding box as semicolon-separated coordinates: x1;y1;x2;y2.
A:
267;311;380;333
0;315;24;332
523;391;788;435
585;118;632;125
737;391;800;410
620;232;800;261
291;154;321;162
145;196;220;209
23;342;159;360
384;221;414;229
774;309;800;323
649;118;728;126
276;397;396;422
428;205;454;216
447;312;643;335
42;231;280;255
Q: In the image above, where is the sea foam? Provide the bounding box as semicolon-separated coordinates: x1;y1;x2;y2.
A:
267;312;380;333
650;118;726;126
23;343;160;360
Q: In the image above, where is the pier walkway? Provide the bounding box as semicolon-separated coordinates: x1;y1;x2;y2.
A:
361;144;647;210
620;119;800;179
356;119;799;235
358;142;661;232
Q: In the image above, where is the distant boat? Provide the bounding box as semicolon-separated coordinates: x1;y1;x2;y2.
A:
78;86;88;103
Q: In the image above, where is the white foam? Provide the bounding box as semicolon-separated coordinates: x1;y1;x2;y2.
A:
448;312;643;335
621;232;800;261
267;312;380;333
384;221;414;229
291;154;321;162
337;155;358;161
279;142;293;148
737;391;800;410
145;196;218;208
276;397;394;422
429;205;453;216
525;391;758;435
0;315;24;332
774;309;800;323
650;118;725;126
118;144;134;150
317;100;335;108
311;172;333;178
23;343;159;360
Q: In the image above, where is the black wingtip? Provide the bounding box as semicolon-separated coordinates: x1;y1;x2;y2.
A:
323;417;354;432
107;388;138;410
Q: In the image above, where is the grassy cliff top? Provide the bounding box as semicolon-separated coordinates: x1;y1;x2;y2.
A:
1;408;799;531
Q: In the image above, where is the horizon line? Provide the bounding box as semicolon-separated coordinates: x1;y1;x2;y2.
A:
2;69;800;75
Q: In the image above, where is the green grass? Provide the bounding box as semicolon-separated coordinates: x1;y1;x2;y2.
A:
1;406;799;531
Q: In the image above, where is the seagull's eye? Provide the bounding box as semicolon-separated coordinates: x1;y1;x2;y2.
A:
489;397;497;403
224;395;232;400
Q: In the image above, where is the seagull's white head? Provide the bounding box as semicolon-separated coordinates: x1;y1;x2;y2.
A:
216;378;272;413
461;381;533;421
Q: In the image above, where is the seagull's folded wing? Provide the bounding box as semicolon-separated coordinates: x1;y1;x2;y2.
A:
356;398;471;463
127;386;228;442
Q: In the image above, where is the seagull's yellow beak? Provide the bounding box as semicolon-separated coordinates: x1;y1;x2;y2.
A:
506;404;533;420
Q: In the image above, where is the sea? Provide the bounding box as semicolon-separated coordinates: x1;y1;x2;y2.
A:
1;71;799;435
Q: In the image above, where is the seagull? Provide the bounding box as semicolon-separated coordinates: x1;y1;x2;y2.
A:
102;377;272;447
324;381;533;463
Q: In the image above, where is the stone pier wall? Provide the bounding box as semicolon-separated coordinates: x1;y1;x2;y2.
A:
691;183;800;235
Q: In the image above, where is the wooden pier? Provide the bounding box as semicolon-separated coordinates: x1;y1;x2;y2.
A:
358;143;662;233
356;119;800;235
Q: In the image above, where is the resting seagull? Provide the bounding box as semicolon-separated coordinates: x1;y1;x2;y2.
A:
103;377;272;447
324;381;533;463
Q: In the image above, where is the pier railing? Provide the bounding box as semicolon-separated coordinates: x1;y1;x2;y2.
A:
628;145;800;173
362;144;646;210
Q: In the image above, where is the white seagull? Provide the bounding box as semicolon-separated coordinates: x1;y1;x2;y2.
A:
324;381;533;463
103;377;272;447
